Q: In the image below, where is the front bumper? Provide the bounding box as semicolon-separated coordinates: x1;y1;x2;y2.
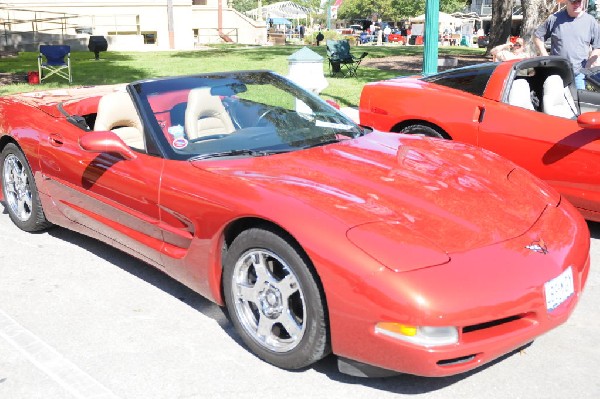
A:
327;201;590;377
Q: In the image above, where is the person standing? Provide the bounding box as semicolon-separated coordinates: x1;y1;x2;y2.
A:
315;31;324;46
534;0;600;90
383;25;391;42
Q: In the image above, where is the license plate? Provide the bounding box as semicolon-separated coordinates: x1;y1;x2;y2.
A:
544;266;574;311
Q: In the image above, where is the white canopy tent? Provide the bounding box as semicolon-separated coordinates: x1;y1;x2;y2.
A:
409;11;462;33
246;1;311;23
409;12;461;24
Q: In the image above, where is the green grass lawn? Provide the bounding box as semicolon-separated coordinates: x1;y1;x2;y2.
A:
0;44;486;107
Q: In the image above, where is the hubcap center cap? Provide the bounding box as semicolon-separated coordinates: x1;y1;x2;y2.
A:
259;284;283;319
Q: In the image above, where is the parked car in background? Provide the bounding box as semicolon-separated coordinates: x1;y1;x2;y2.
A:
387;29;406;44
360;56;600;222
477;35;489;48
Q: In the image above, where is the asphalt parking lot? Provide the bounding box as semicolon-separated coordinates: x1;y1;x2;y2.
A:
1;203;599;399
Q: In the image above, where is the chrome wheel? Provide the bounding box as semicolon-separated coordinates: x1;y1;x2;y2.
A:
3;153;33;222
224;227;329;369
1;143;51;232
231;249;307;353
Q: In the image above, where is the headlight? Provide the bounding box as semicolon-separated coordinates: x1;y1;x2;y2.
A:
347;221;450;272
375;322;458;347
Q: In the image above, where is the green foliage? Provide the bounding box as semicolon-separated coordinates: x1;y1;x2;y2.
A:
231;0;258;13
232;0;322;14
440;0;468;14
338;0;468;22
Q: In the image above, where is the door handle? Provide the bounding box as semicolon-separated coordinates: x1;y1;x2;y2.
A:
48;133;63;147
473;105;486;123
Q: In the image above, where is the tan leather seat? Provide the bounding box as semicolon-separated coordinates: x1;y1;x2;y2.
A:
542;75;578;119
94;91;145;150
508;79;535;111
184;87;235;140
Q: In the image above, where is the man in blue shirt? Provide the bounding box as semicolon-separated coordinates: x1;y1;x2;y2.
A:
534;0;600;90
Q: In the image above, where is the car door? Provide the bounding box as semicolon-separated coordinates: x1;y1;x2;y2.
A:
38;119;165;267
477;102;600;213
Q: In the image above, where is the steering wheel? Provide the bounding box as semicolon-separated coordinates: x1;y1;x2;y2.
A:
255;108;276;127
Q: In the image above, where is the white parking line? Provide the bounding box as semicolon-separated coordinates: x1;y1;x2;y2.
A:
0;309;119;399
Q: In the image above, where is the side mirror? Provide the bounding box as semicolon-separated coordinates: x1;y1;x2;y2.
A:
79;131;137;160
577;112;600;129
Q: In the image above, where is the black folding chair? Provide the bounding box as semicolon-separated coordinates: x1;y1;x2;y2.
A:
38;45;72;83
326;39;368;78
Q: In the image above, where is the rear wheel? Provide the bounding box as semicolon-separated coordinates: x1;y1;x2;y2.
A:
223;227;329;369
1;143;52;232
400;123;445;139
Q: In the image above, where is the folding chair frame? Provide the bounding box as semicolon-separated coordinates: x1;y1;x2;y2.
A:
326;40;368;78
38;45;72;84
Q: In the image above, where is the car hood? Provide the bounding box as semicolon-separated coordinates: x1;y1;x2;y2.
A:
195;132;557;253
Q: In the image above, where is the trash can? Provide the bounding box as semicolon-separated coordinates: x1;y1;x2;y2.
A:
88;36;108;60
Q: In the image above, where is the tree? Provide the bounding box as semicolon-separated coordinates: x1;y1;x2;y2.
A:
520;0;557;55
486;0;514;55
337;0;468;23
231;0;322;15
231;0;258;13
440;0;468;14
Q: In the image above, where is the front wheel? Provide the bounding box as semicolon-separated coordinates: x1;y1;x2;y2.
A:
399;123;445;139
1;143;52;232
223;227;329;369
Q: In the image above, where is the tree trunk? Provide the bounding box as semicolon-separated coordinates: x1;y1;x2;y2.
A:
521;0;558;55
486;0;514;56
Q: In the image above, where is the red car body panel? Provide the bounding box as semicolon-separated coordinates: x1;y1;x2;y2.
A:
0;77;591;377
359;57;600;222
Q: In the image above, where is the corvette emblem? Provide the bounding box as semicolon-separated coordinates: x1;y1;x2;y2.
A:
526;239;548;254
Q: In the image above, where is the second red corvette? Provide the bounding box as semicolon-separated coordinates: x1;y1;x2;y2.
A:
360;56;600;222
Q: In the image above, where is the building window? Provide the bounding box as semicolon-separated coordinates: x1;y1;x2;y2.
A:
142;32;156;44
107;31;157;45
193;0;207;5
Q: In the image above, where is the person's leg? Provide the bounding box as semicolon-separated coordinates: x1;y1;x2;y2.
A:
574;72;585;90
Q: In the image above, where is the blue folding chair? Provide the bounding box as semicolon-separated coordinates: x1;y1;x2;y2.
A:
326;39;368;78
38;45;72;83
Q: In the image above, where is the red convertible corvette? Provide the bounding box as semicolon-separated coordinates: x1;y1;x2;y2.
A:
360;56;600;222
0;71;590;378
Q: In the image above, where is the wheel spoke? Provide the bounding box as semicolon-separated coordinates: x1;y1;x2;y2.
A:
16;197;29;219
237;283;259;304
4;182;17;197
278;312;303;340
250;252;271;282
276;273;300;300
256;313;275;338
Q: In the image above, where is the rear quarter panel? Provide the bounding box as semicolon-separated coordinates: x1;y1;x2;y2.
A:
359;79;485;145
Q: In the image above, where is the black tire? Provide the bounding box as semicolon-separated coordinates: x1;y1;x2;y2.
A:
223;227;329;369
1;143;52;232
400;123;445;139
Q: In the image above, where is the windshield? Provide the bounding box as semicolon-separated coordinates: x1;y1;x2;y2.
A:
130;71;363;160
